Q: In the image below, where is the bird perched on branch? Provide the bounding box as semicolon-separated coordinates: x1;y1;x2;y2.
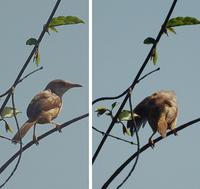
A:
127;90;178;147
12;79;82;144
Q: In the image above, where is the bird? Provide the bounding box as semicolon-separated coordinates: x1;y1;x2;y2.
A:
127;90;178;147
12;79;82;144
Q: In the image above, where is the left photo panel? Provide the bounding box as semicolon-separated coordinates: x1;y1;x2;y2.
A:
0;0;89;188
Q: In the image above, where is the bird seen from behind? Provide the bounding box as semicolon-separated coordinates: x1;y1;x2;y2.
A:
127;90;178;147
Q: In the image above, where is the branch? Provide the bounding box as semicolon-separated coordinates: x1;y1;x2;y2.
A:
0;90;23;188
116;90;141;189
0;67;43;98
137;67;160;83
92;0;178;164
17;66;43;85
102;117;200;188
0;0;61;115
92;126;136;145
92;67;160;105
92;89;128;105
0;113;88;175
0;135;13;142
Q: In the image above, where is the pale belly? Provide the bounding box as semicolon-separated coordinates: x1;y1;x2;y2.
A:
37;107;61;124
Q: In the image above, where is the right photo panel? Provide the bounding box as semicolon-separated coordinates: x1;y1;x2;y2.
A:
93;1;200;188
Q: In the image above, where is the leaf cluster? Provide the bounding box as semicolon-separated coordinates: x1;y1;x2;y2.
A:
0;107;21;133
25;15;85;66
143;16;200;65
95;102;139;136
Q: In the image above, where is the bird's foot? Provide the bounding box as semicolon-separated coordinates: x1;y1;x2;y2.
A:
173;129;178;136
56;124;62;133
148;139;155;149
12;139;18;144
33;135;39;145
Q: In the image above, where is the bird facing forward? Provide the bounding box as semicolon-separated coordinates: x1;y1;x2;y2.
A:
12;79;82;144
127;90;178;147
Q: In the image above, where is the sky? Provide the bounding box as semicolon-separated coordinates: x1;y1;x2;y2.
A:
0;0;88;189
93;0;200;189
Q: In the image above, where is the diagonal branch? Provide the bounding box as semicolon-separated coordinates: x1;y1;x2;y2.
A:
92;0;178;164
102;117;200;188
0;113;88;175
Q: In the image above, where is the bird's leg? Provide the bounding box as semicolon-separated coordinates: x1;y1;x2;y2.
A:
170;119;178;136
172;129;178;136
148;131;156;148
51;122;62;133
33;124;39;145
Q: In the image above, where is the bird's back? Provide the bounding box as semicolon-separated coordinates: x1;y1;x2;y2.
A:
27;90;62;122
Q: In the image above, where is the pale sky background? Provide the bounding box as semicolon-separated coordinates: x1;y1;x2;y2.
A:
93;0;200;189
0;0;88;189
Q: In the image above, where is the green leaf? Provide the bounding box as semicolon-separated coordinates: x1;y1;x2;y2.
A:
118;110;139;121
49;16;85;28
111;102;118;110
95;107;108;117
35;50;40;66
166;27;176;34
167;17;200;28
0;107;21;119
26;38;38;46
152;48;158;65
144;37;156;45
4;121;13;133
33;48;40;66
48;26;58;32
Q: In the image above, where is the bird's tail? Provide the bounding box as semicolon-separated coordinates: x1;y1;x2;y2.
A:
127;116;147;136
12;120;36;143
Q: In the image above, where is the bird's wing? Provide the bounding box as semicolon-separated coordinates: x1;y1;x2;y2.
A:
127;117;147;136
126;96;151;136
27;90;62;120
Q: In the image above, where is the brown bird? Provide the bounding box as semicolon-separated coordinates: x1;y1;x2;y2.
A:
12;79;82;144
127;90;178;147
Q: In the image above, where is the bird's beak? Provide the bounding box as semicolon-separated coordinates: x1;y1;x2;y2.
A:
72;83;82;87
68;82;82;88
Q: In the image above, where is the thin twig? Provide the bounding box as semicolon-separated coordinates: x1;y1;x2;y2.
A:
93;126;136;145
0;0;61;116
0;91;23;188
17;66;43;85
0;113;88;174
0;135;13;142
116;89;140;189
92;89;128;105
137;67;160;83
92;0;178;164
0;67;43;99
92;68;160;105
0;89;12;98
102;117;200;188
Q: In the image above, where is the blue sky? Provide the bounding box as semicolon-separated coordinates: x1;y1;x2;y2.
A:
93;0;200;188
0;0;88;188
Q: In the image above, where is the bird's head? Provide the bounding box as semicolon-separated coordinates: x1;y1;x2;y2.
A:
45;79;82;97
